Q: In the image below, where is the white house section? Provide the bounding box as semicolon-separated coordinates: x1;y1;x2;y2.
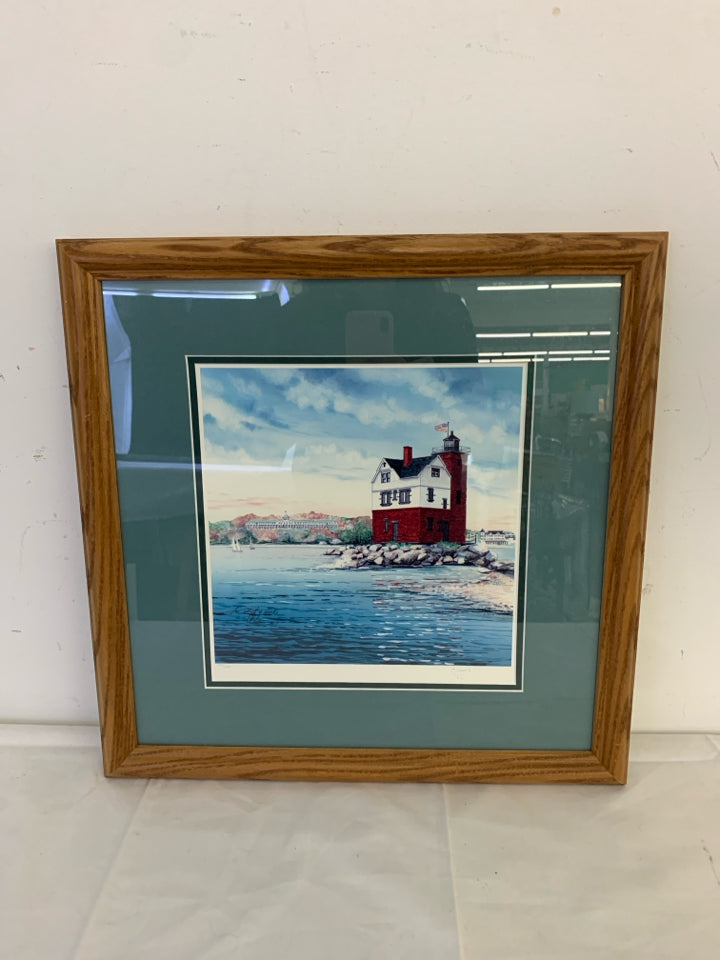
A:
370;451;451;512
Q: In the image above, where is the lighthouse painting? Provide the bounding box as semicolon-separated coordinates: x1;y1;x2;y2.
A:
189;360;529;689
371;430;468;545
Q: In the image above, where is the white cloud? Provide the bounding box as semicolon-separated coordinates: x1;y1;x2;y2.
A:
202;440;257;465
296;443;372;478
201;394;249;434
468;464;520;499
285;373;419;428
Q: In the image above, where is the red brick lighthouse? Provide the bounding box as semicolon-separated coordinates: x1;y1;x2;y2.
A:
370;430;469;544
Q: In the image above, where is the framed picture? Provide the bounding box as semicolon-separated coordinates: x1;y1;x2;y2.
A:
57;233;667;783
189;357;530;692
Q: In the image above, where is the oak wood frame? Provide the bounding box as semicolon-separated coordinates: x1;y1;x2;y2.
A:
57;233;667;784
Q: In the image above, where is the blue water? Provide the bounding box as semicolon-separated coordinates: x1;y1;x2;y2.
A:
210;544;514;666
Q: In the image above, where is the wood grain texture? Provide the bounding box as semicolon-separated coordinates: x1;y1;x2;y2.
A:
110;745;619;784
56;233;667;784
591;234;668;782
57;247;138;776
57;232;665;279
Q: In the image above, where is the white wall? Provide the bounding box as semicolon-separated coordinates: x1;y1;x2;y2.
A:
1;1;718;730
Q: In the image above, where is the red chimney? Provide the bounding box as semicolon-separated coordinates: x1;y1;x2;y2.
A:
403;445;412;467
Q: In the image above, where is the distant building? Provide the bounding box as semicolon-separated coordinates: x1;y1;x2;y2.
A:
370;431;469;544
478;529;516;547
246;512;341;532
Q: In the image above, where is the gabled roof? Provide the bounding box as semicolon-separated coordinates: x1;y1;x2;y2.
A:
384;454;439;479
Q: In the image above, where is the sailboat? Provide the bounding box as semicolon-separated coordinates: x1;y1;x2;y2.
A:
231;536;243;553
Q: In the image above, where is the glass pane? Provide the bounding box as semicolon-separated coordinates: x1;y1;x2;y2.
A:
104;275;622;750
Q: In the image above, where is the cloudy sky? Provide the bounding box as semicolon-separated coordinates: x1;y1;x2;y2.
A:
195;363;526;530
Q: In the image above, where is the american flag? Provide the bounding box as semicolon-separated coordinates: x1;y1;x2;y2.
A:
434;421;449;432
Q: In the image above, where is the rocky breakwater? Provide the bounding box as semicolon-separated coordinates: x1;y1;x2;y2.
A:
324;542;514;574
